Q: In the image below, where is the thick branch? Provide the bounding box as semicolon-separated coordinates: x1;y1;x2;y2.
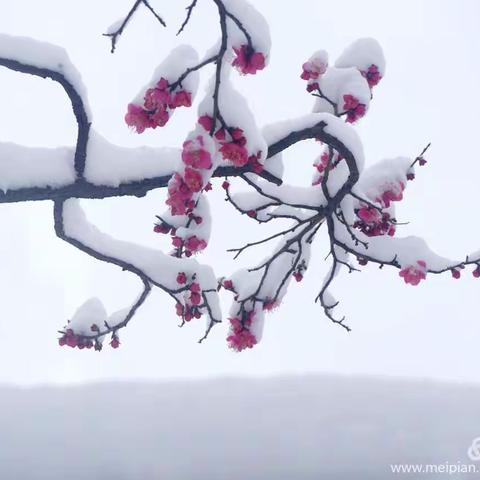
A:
1;49;361;205
0;164;281;204
53;200;168;292
0;58;90;179
268;120;360;210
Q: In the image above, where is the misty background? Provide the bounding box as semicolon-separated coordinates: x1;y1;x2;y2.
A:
0;375;479;479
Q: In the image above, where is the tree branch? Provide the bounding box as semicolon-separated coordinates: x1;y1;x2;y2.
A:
177;0;198;36
0;58;90;179
103;0;166;53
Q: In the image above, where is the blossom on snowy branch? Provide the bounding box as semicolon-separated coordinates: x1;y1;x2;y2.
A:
0;1;477;353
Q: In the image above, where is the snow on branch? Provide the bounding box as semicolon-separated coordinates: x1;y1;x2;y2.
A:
0;1;475;353
0;34;91;179
54;199;220;349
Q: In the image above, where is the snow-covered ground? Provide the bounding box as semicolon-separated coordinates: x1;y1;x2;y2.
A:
0;375;479;479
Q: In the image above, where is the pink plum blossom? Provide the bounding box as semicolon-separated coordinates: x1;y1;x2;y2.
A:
301;59;327;80
184;167;203;193
220;142;249;167
124;104;152;133
357;207;382;224
361;64;382;88
166;173;193;216
232;45;266;75
227;314;257;352
248;152;264;173
144;87;171;110
184;235;207;254
451;269;461;279
263;299;280;311
343;94;366;123
176;272;187;284
399;260;427;286
214;128;226;141
354;210;396;237
172;90;192;108
182;136;213;169
151;107;169;127
125;76;193;133
293;271;303;282
190;282;201;293
190;291;201;305
378;182;405;208
198;115;214;132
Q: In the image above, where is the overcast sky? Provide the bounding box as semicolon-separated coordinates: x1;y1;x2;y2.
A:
0;0;480;385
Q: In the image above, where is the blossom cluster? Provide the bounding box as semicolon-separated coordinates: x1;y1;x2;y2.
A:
155;107;265;257
353;179;406;237
399;261;480;286
354;207;396;237
300;49;382;125
198;114;264;173
175;276;205;322
167;134;213;216
343;94;366;124
342;63;382;122
58;324;119;351
59;328;97;350
221;279;263;351
125;77;192;133
155;220;209;257
227;311;257;352
154;132;216;256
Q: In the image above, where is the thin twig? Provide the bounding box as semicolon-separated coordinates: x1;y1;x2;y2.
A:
177;0;198;35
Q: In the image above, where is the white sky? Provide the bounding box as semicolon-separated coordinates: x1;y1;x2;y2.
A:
1;0;480;385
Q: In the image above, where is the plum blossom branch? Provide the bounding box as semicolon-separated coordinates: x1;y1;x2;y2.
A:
0;19;374;349
410;142;431;168
59;279;152;349
53;199;222;346
3;3;474;355
0;37;334;349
